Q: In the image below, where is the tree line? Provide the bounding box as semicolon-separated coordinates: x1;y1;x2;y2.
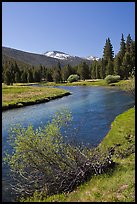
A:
2;33;135;85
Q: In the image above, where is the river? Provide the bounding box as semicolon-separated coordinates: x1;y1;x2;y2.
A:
2;85;134;202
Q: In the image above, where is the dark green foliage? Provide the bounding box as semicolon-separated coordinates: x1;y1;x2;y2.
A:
91;60;100;79
78;62;90;80
4;68;11;85
115;34;135;79
106;59;114;76
52;67;62;83
121;52;132;79
102;38;115;78
113;54;121;76
3;62;15;85
99;58;106;79
21;70;28;83
46;69;53;82
27;70;34;83
52;63;62;83
15;72;21;83
102;34;135;80
103;38;114;62
62;64;72;81
14;63;21;83
57;61;61;70
119;33;126;61
130;41;135;68
2;65;4;83
71;65;78;74
33;69;41;82
39;65;46;80
126;34;132;53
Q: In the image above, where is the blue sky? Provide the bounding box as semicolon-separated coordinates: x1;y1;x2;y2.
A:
2;2;135;58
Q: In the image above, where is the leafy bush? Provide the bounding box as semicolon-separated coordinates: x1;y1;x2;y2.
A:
67;74;79;83
5;110;115;201
122;76;135;100
105;75;120;84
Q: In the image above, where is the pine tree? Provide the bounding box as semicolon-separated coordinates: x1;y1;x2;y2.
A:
9;63;15;84
27;70;34;83
106;59;114;75
15;72;21;83
121;52;132;79
126;34;132;53
91;61;101;79
113;54;121;76
39;65;44;80
52;69;61;83
14;61;20;73
103;38;114;62
71;65;78;74
46;70;53;82
62;64;72;81
4;68;11;85
130;40;135;69
95;63;101;79
21;70;28;83
78;62;89;80
14;62;21;83
33;68;41;82
99;58;106;79
57;61;61;70
91;61;96;79
119;33;126;61
56;61;62;82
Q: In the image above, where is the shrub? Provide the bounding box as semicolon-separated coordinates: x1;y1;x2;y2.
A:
67;74;79;83
105;75;120;84
5;110;115;201
122;76;135;100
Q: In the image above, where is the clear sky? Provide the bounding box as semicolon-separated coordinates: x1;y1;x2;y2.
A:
2;2;135;58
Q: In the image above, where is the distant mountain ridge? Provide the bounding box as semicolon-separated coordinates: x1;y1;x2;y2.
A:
2;46;100;68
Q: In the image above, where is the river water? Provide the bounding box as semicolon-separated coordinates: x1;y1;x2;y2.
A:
2;86;134;202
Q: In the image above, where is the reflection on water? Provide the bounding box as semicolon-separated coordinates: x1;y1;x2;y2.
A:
2;86;134;202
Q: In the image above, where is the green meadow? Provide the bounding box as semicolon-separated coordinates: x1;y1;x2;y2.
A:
2;84;70;110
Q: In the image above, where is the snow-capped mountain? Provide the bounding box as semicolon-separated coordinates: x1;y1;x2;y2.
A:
2;46;100;68
44;51;73;60
44;51;99;62
83;56;100;61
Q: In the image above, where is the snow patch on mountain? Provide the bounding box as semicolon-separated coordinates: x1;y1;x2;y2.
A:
83;56;100;61
44;51;72;60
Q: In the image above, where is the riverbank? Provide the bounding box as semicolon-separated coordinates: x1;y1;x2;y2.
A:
23;107;135;202
40;79;130;87
2;84;70;111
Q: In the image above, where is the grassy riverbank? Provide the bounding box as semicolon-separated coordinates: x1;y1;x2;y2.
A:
23;107;135;202
2;84;70;111
40;79;131;88
12;79;131;89
40;79;106;86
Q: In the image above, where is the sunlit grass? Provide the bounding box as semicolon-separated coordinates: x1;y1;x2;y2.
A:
40;79;107;86
40;79;129;87
2;84;70;109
